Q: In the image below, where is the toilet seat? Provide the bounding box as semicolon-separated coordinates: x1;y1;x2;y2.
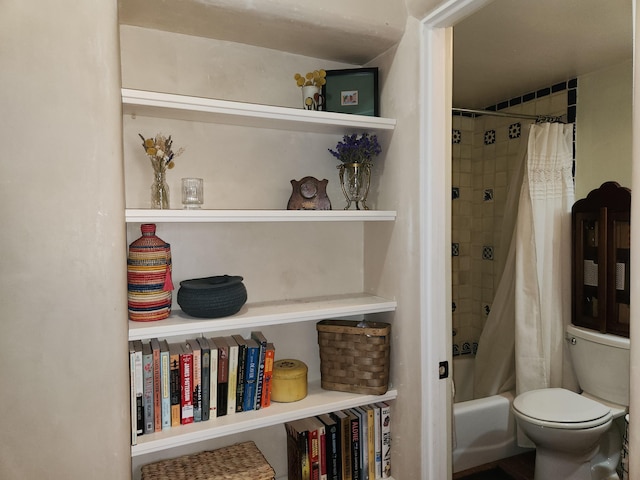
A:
513;388;612;430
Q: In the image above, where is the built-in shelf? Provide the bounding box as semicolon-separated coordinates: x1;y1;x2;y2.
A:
125;208;397;223
132;380;398;456
128;293;396;341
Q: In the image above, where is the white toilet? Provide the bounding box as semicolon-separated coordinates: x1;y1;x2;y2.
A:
512;324;630;480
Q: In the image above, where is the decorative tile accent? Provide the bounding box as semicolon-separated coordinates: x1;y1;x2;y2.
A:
452;129;461;144
484;130;496;145
452;187;460;199
483;188;494;202
508;122;521;139
482;246;494;260
452;328;457;337
483;303;491;316
462;342;472;355
472;342;479;355
452;301;457;313
452;243;459;257
453;344;460;356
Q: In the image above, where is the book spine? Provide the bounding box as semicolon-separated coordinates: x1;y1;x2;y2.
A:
242;340;260;412
208;340;218;419
261;343;275;408
308;422;320;480
250;331;268;409
364;406;375;480
331;412;352;480
197;338;210;422
318;415;339;480
150;338;162;432
353;408;367;480
232;335;246;413
129;342;137;446
169;344;181;427
186;340;202;422
212;337;228;417
180;344;194;425
318;422;327;480
160;340;171;430
133;341;143;436
372;405;382;479
225;337;238;416
349;412;360;480
377;403;391;479
142;343;154;434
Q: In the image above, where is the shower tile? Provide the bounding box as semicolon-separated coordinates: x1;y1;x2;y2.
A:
484;130;496;145
483;188;494;202
453;344;460;356
509;122;521;139
536;87;551;98
472;342;479;355
452;302;457;313
552;81;567;93
461;342;472;355
452;187;460;199
452;129;462;144
452;243;460;256
482;246;494;260
482;303;491;316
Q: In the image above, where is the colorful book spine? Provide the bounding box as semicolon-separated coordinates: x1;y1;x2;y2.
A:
133;340;144;436
160;339;171;430
261;342;275;409
150;338;162;432
347;409;360;480
371;404;382;479
231;334;247;413
250;331;268;409
242;338;260;412
352;408;367;480
285;419;311;480
142;341;154;434
362;405;375;480
208;337;218;419
169;343;181;427
376;402;391;479
331;410;352;480
186;339;202;422
129;341;137;445
317;413;339;480
211;337;228;417
179;343;194;425
197;337;211;421
224;336;238;416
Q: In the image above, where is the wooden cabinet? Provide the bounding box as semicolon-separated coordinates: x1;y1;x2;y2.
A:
572;181;631;337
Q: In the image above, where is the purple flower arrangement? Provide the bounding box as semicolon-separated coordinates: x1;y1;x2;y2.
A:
328;133;382;164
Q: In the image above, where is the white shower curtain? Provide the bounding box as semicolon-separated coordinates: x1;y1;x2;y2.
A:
473;122;579;400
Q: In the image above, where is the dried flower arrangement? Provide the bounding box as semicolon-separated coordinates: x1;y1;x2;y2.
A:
138;133;185;172
328;133;382;164
294;70;327;88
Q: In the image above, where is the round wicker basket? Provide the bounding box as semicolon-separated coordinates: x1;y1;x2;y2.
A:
177;275;247;318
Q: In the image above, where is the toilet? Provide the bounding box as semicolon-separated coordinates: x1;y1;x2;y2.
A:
512;324;630;480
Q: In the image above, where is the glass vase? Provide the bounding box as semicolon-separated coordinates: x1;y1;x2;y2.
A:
151;168;170;209
338;162;371;210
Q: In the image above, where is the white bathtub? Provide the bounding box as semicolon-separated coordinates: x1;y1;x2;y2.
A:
452;356;531;473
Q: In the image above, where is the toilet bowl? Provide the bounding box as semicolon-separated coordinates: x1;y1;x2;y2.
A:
513;388;622;480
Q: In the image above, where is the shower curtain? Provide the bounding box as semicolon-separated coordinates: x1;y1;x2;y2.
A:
474;122;579;399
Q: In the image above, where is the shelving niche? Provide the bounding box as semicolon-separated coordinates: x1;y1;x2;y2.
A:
124;88;398;478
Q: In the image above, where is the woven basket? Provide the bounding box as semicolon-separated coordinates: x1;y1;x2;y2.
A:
140;441;275;480
316;319;390;395
177;275;247;318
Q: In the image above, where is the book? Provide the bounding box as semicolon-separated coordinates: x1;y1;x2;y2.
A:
150;337;162;432
307;417;327;480
159;339;171;430
208;337;218;418
132;340;144;436
285;418;311;480
331;410;352;480
377;402;391;479
224;336;239;416
317;413;340;480
128;341;137;445
346;409;360;480
196;337;211;421
168;343;182;427
211;337;228;417
261;342;275;409
179;343;194;425
370;404;382;479
250;331;268;409
352;408;367;480
242;338;260;412
186;339;202;422
142;341;154;434
361;405;376;480
231;334;247;412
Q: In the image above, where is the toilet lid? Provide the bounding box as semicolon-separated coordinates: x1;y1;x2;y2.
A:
513;388;611;424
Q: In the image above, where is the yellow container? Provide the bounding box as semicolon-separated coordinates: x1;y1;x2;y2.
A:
271;359;308;402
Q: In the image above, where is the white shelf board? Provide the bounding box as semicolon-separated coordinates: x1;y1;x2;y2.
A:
122;88;396;134
125;208;397;223
131;380;397;456
128;293;396;341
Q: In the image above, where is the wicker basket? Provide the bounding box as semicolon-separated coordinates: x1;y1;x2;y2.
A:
140;441;275;480
316;319;390;395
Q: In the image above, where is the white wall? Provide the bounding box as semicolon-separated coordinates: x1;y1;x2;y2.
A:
0;1;130;478
575;60;633;199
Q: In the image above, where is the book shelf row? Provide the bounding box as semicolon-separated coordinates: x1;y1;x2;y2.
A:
285;403;392;480
128;331;274;446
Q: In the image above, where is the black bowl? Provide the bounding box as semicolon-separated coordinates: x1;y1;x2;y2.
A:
177;275;247;318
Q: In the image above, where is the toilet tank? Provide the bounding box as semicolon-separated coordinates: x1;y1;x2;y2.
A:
566;324;630;406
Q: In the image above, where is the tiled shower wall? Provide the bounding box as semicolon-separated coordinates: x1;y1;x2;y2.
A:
451;80;576;356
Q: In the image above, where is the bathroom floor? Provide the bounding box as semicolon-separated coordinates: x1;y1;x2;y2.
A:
453;451;536;480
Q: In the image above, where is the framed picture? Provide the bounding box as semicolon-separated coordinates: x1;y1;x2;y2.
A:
322;67;379;117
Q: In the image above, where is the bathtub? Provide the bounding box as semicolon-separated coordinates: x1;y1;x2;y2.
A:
452;355;531;473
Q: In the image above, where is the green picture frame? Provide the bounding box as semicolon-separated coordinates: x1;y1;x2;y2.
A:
322;68;379;117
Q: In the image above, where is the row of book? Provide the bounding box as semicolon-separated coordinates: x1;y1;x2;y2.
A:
285;403;391;480
128;331;275;445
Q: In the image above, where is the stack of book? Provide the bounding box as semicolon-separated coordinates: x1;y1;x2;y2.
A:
285;403;392;480
128;331;275;445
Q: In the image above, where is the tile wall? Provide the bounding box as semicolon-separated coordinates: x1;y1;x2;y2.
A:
451;79;577;356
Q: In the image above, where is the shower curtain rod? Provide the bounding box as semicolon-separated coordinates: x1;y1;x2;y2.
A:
452;107;564;123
